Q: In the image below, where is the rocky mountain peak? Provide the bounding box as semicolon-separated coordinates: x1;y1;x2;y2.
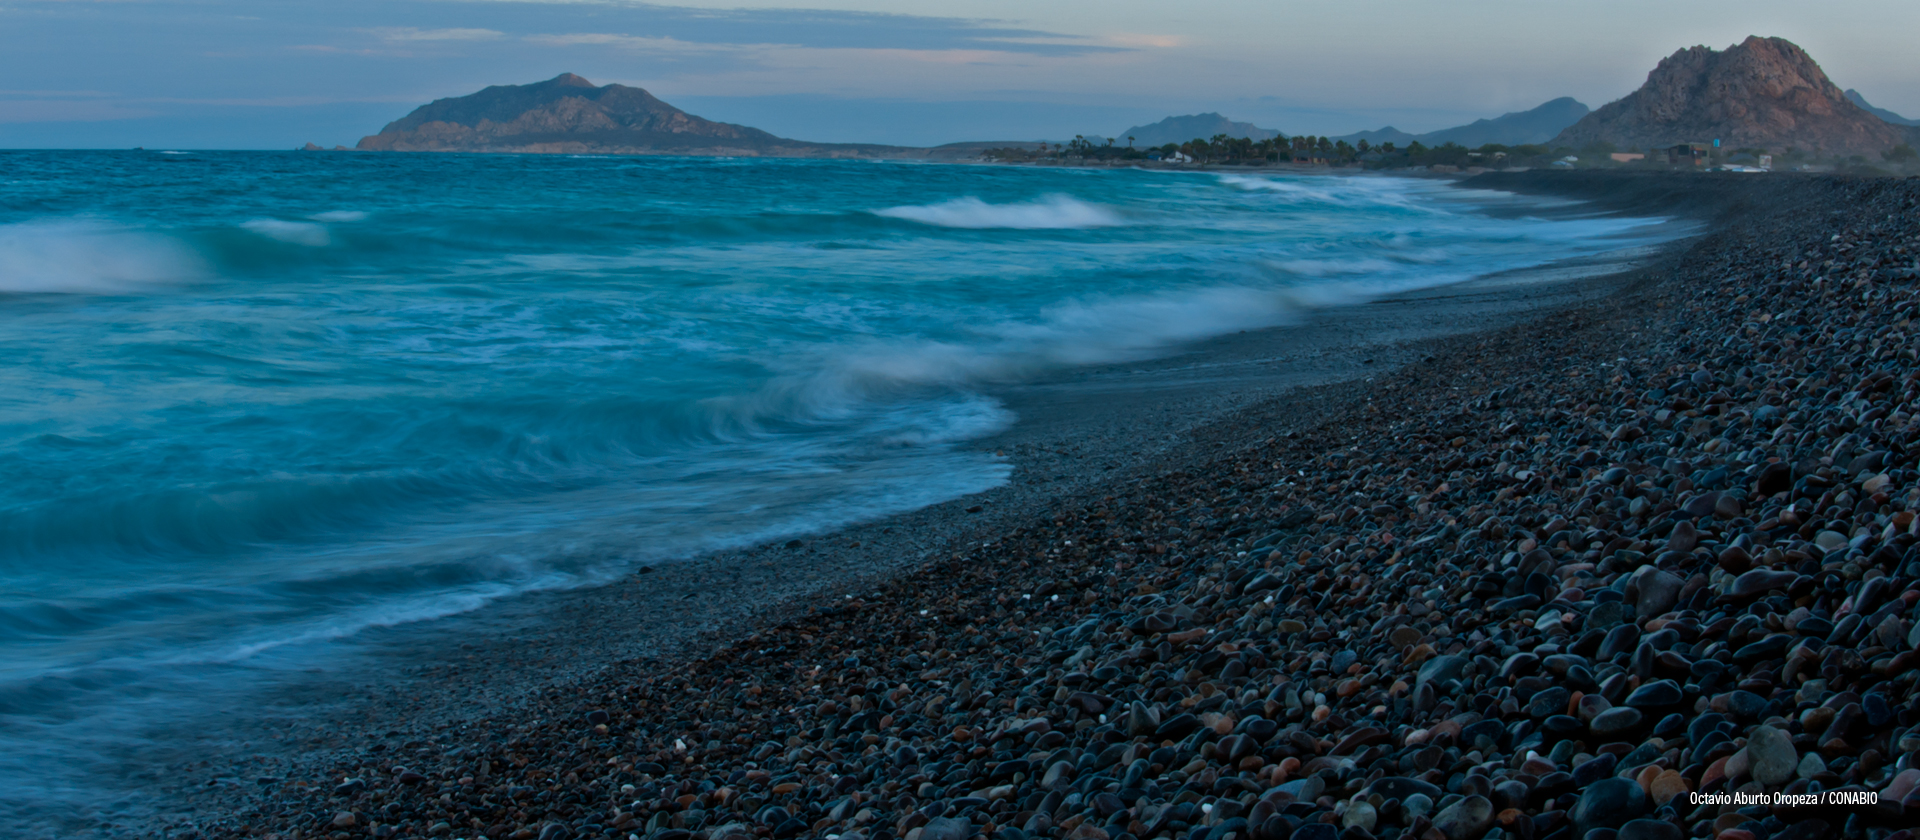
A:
1553;36;1913;156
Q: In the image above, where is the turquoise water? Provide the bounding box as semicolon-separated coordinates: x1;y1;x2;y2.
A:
0;151;1665;827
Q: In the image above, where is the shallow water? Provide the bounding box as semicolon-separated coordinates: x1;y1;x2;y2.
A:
0;151;1669;829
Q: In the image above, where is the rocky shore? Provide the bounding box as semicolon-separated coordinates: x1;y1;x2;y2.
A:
200;172;1920;840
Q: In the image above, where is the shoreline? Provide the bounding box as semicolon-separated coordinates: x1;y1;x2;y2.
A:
159;171;1920;840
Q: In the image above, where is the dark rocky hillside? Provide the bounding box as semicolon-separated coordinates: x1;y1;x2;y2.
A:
358;74;916;158
1554;37;1915;156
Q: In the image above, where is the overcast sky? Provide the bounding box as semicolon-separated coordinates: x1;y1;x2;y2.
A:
1;0;1915;148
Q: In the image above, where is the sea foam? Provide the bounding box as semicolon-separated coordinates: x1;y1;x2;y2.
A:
0;220;204;293
874;195;1125;229
241;218;332;246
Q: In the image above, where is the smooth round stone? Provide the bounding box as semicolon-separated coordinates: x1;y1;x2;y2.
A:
1618;818;1684;840
1795;752;1826;780
1290;825;1338;840
1732;634;1792;665
1529;686;1573;719
1863;692;1894;727
1729;569;1799;599
1745;725;1796;786
1624;679;1684;710
1591;601;1635;629
1340;802;1377;832
1403;793;1434;820
1431;794;1493;840
1543;715;1586;738
1635;570;1684;620
1721;690;1767;720
1571;777;1648;834
1573;753;1618;788
1365;777;1443;802
922;817;974;840
1589;706;1643;739
1648;770;1688;805
1418;655;1469;693
1576;694;1613;722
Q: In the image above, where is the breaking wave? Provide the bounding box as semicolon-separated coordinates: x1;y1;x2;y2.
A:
240;218;331;246
0;220;205;294
874;195;1126;229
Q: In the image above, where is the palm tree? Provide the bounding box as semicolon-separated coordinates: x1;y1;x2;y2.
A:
1127;136;1135;149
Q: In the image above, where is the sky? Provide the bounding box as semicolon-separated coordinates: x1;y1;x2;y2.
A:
1;0;1915;149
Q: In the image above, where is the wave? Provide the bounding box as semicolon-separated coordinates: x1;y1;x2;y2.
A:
308;210;368;223
0;220;205;294
727;284;1316;434
1215;174;1431;210
874;195;1125;229
239;219;331;247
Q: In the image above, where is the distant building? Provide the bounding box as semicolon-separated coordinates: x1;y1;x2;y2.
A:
1668;143;1709;165
1610;153;1646;162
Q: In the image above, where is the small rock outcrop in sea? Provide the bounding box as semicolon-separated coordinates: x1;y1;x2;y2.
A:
208;172;1920;840
356;73;912;158
1553;36;1917;156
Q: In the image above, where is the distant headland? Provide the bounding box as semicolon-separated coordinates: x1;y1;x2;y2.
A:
329;37;1918;175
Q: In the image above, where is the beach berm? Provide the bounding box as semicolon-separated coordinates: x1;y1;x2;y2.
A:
209;172;1920;840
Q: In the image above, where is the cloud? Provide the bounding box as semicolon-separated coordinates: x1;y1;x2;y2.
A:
0;89;114;98
363;26;505;42
523;33;739;53
443;0;1126;56
1103;33;1185;49
0;99;158;124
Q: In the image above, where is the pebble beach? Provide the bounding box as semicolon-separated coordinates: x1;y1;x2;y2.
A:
184;171;1920;840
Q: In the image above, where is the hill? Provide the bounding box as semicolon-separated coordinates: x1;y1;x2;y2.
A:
1419;97;1591;146
357;74;917;158
1845;89;1920;127
1329;98;1589;148
1552;36;1913;156
1116;113;1280;147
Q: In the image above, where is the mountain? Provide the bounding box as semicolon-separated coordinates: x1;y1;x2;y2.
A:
1419;97;1591;146
1552;37;1913;156
1845;89;1920;127
1335;127;1419;146
1117;113;1280;147
357;73;913;157
1331;98;1589;148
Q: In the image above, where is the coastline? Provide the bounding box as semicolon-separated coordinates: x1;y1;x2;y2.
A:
160;171;1920;840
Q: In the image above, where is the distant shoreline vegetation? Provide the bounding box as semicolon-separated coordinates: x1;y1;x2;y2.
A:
979;133;1919;176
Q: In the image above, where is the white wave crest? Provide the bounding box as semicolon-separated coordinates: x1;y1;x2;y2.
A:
874;195;1125;229
308;210;368;223
241;219;331;247
1216;174;1429;210
0;220;205;294
729;284;1321;432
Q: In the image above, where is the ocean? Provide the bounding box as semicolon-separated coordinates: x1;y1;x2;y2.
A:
0;151;1667;830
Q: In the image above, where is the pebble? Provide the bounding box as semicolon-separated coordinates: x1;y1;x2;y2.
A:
1744;724;1797;787
1623;679;1683;710
1648;769;1688;805
1430;794;1493;840
1589;706;1643;738
1618;819;1684;840
1340;801;1377;832
1572;778;1648;834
